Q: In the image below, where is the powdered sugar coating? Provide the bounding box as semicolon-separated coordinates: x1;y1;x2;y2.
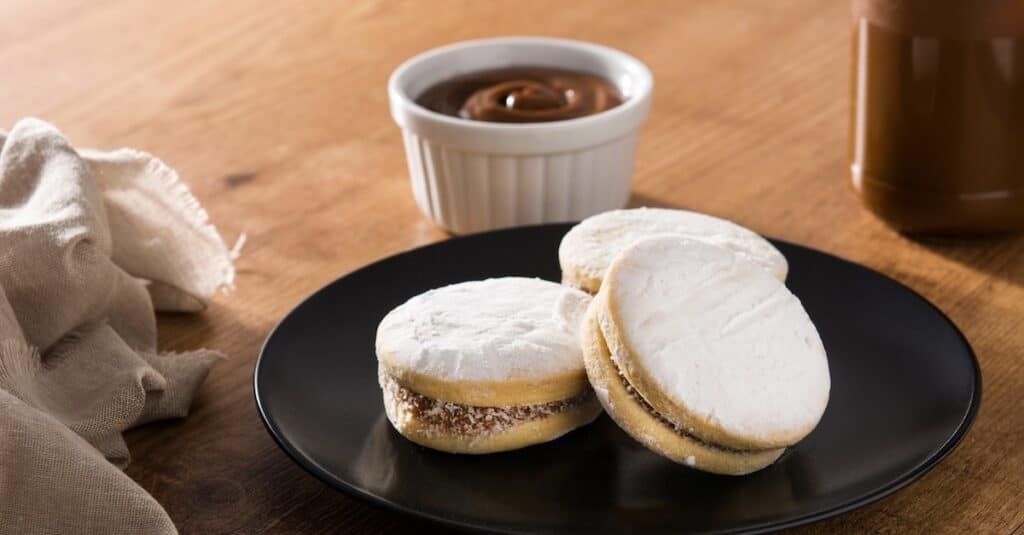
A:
559;208;788;287
376;277;592;382
607;236;829;445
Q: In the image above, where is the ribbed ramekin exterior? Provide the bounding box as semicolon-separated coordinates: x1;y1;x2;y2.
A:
402;131;638;234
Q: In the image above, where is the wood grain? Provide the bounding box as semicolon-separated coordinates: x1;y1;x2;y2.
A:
2;0;1021;533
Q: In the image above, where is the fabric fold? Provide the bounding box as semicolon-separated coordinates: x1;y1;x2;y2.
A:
0;118;233;534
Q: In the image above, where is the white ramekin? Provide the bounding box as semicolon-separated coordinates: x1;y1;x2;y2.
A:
388;37;653;234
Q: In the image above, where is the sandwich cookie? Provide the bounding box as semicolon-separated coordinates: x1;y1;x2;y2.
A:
559;207;788;293
376;277;602;454
582;236;830;475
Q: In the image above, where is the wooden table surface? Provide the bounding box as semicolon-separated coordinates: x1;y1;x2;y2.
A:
3;0;1022;533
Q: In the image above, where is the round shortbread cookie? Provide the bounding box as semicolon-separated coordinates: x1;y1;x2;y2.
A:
581;306;784;474
376;277;593;407
558;207;788;293
601;236;830;451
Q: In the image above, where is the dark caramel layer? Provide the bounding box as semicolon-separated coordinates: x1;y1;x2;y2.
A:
415;66;623;123
381;371;592;436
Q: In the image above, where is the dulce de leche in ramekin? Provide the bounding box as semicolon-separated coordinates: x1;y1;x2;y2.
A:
388;37;653;235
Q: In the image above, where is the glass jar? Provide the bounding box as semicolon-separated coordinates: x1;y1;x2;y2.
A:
850;0;1024;234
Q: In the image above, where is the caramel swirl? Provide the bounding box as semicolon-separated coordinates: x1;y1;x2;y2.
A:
416;66;623;123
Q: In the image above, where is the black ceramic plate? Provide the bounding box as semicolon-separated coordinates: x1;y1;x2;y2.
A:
254;224;979;534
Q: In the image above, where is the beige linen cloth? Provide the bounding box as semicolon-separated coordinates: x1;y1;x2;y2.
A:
0;118;234;534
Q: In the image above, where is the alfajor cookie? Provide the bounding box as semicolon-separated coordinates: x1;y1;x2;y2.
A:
583;236;830;475
376;277;602;454
559;207;789;293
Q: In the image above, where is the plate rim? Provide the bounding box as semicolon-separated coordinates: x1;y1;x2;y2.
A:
253;223;982;534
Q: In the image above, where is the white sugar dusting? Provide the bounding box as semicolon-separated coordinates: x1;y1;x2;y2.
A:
377;278;592;382
558;207;789;288
607;236;830;444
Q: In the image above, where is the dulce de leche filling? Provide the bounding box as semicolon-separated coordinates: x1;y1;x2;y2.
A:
380;371;592;437
415;66;623;123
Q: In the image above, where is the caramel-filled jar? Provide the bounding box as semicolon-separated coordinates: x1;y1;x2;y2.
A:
850;1;1024;234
